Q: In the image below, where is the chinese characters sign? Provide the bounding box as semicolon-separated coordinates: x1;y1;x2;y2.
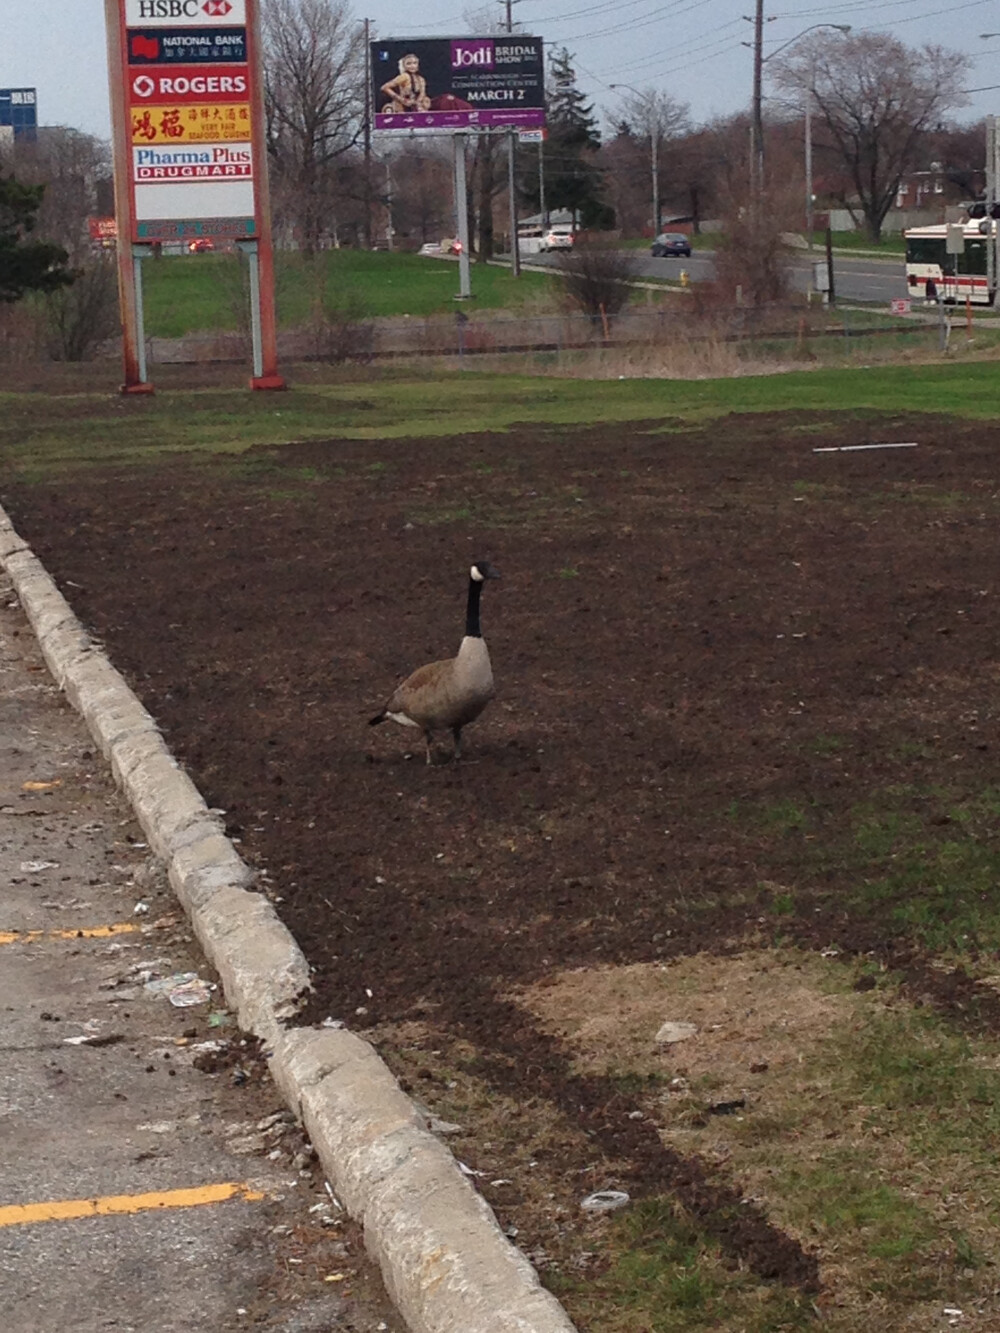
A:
0;88;37;141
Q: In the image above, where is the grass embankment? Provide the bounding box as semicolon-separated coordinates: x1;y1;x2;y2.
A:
141;249;557;337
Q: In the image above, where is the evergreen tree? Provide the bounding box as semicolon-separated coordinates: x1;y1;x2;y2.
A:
0;175;73;304
527;49;606;226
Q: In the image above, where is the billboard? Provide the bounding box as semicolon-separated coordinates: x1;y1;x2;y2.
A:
371;36;545;134
0;88;38;140
109;0;257;241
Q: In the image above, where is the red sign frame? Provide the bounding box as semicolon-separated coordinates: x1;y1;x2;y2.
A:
105;0;282;390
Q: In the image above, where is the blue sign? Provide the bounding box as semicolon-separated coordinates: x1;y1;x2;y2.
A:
0;88;37;139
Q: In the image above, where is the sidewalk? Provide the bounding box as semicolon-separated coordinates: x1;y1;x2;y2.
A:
0;571;401;1333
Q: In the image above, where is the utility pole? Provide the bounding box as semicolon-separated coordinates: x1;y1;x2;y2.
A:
651;116;660;236
751;0;764;198
804;86;813;247
988;116;999;301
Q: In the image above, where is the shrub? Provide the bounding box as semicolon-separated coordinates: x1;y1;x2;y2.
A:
42;253;120;361
554;239;638;329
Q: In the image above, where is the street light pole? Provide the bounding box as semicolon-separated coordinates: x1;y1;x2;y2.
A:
750;19;851;203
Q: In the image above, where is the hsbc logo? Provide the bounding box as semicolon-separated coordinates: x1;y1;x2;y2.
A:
136;2;201;15
126;0;244;25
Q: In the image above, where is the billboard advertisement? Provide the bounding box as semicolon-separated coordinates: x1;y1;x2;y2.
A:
371;36;545;134
0;88;38;140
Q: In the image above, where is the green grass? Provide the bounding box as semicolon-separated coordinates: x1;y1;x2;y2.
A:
553;1198;815;1332
142;250;557;336
4;358;1000;484
728;779;1000;957
821;230;906;256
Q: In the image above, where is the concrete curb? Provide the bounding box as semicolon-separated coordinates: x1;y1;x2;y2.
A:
0;508;577;1333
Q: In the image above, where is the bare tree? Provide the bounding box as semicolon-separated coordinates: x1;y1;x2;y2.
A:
389;146;453;247
263;0;366;254
605;88;689;234
10;128;111;260
770;31;971;241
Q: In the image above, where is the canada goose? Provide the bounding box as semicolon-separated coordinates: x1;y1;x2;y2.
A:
369;560;500;763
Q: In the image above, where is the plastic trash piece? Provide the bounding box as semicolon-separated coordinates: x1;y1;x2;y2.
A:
581;1190;630;1214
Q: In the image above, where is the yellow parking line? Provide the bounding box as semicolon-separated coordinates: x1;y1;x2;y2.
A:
0;1182;265;1228
0;922;144;946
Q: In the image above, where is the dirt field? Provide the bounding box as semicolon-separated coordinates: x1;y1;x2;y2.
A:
7;408;1000;1330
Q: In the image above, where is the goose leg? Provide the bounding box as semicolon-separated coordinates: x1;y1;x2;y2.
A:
452;726;462;761
424;731;434;765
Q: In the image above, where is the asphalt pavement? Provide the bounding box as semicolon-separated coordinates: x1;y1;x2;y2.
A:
0;570;402;1333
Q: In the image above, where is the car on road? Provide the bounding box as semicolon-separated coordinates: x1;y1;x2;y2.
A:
517;225;575;256
418;239;462;256
650;232;691;258
541;226;574;251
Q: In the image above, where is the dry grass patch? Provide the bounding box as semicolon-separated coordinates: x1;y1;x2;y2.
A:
367;1021;632;1279
514;949;1000;1331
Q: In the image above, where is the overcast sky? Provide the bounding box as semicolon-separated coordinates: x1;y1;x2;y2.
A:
6;0;1000;142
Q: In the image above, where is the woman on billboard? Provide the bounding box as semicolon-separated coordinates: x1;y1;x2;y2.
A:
380;53;432;113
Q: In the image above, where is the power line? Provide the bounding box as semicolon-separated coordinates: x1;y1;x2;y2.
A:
771;0;994;28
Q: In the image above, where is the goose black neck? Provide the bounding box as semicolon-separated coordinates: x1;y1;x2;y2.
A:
465;576;484;638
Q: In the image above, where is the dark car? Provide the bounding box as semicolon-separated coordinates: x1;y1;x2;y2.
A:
650;232;691;258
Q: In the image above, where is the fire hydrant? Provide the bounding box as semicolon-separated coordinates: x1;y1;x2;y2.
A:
680;269;690;289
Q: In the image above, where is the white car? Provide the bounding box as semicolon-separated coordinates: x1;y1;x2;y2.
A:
541;227;574;251
418;239;462;257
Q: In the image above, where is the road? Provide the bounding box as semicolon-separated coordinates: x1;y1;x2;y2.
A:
635;247;910;304
528;245;912;305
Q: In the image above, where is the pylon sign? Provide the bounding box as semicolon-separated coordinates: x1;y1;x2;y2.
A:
108;0;259;243
104;0;283;391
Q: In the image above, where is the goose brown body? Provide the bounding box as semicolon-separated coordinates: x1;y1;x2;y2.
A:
369;562;499;762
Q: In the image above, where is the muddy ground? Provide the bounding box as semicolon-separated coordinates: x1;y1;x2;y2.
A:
6;408;1000;1321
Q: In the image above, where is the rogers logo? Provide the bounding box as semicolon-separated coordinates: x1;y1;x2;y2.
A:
204;0;232;13
133;75;156;98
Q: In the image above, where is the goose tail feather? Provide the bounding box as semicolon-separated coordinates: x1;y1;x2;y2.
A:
369;711;386;726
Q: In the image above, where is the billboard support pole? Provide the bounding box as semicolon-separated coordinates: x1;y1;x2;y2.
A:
104;0;153;395
508;131;521;277
454;133;472;300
